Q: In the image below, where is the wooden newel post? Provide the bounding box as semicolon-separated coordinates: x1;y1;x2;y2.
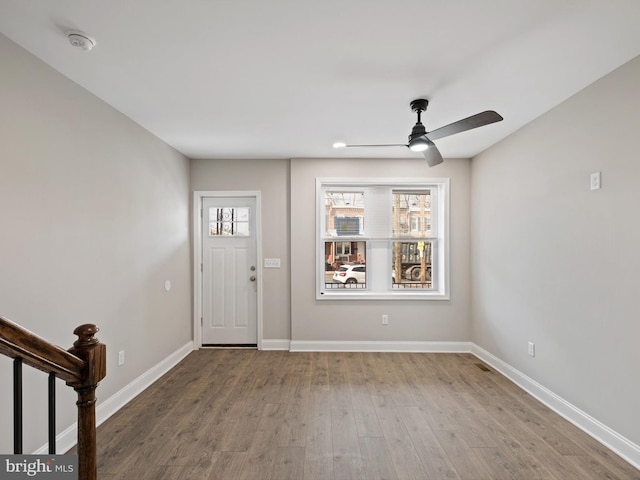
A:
67;324;107;480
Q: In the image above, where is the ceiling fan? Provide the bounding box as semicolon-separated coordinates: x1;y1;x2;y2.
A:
333;99;503;167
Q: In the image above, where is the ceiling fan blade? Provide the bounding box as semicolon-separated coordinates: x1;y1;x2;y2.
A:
426;111;503;141
423;138;444;167
340;143;408;148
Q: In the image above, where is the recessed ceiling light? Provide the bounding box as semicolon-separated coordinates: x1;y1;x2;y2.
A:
333;142;346;149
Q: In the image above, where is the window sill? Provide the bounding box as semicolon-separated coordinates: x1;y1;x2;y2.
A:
317;291;450;301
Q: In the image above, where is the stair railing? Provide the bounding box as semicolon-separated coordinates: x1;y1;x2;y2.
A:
0;315;106;480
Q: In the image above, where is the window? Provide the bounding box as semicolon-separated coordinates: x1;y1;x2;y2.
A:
317;178;449;299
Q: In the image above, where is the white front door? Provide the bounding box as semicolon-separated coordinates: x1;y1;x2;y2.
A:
201;196;257;345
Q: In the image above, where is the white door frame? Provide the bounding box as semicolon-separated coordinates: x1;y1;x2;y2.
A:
193;190;263;349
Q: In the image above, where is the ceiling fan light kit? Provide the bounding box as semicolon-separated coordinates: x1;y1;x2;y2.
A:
336;98;503;167
408;138;429;152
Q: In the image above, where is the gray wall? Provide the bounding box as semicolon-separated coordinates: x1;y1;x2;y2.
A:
290;158;471;342
190;158;291;340
471;55;640;446
0;34;192;453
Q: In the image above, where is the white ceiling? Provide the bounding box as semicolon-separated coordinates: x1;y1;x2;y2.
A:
1;0;639;161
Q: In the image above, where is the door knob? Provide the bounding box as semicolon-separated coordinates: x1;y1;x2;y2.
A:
250;266;256;271
250;276;256;282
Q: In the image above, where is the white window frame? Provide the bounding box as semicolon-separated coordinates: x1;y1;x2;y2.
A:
317;177;450;300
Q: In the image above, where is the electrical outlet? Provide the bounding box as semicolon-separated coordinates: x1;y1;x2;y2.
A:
118;350;125;366
590;172;601;190
382;314;389;325
527;342;535;357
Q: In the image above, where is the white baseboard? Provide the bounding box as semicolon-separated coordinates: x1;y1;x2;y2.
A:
289;340;472;353
35;341;194;454
471;344;640;470
261;339;291;350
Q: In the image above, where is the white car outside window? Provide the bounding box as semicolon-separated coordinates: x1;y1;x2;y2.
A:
332;265;366;285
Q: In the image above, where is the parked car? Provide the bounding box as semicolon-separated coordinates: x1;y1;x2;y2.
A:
332;264;366;285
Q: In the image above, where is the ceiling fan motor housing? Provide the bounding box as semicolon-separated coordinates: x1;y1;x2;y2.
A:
409;122;427;143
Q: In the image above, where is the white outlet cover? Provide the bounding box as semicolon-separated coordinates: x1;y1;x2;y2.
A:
590;172;601;190
164;280;171;291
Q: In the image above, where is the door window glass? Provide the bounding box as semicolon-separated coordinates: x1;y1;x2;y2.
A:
209;207;251;236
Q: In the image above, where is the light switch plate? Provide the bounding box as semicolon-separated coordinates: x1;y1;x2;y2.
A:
264;258;281;268
590;172;601;190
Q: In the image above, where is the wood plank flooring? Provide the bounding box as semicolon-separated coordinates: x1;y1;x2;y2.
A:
83;350;639;479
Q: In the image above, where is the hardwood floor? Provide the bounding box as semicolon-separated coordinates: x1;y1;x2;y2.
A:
86;350;639;479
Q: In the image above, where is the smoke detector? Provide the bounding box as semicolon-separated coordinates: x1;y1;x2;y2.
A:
66;31;96;51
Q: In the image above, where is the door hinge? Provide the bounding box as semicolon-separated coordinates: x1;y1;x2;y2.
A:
200;263;203;272
200;317;203;327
